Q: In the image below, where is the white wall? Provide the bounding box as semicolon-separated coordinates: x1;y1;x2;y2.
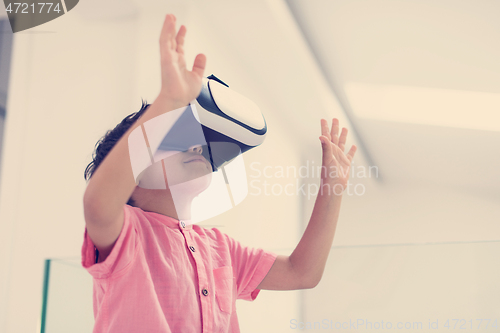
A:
0;8;140;333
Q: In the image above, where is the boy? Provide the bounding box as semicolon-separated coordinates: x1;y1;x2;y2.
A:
82;13;357;333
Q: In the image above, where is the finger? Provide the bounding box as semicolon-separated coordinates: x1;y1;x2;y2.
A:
330;118;339;146
159;14;177;49
338;127;348;152
176;25;186;55
192;53;206;78
346;145;357;162
321;119;331;142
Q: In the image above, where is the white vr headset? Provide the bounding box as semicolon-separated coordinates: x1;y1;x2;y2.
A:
158;74;267;172
128;74;267;186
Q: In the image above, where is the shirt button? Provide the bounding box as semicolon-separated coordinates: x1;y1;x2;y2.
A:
189;246;196;252
180;221;185;228
201;288;209;296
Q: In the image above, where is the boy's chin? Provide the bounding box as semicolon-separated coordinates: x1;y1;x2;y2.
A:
169;173;212;197
137;170;212;192
137;181;170;190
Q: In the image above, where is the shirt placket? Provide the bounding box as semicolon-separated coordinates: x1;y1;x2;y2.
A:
179;222;213;333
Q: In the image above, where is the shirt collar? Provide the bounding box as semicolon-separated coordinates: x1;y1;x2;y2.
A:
141;209;193;230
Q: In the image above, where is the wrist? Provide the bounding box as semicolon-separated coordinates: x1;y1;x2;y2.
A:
319;178;347;197
155;92;189;111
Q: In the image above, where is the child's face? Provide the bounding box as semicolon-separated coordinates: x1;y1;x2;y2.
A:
137;146;212;190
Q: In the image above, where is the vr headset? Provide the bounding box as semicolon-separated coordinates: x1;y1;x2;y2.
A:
157;74;267;172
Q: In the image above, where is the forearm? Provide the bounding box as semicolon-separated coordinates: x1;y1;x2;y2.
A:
84;93;186;222
289;181;343;288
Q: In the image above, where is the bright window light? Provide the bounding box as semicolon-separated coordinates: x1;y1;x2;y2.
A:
345;82;500;132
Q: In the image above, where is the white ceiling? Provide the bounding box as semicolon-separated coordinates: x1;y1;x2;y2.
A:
288;0;500;93
287;0;500;195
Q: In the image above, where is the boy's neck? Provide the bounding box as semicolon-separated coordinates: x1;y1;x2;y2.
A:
132;187;193;221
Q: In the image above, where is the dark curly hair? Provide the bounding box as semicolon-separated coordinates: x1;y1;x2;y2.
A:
84;99;151;207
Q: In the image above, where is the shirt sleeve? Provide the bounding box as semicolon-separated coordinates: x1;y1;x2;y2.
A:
223;232;278;301
81;204;139;279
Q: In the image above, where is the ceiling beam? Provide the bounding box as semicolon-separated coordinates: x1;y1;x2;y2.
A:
284;0;383;182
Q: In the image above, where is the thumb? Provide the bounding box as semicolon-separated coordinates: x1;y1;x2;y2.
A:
319;135;329;147
319;135;332;158
192;53;206;78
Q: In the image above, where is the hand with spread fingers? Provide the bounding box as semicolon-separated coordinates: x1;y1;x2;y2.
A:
319;118;357;193
158;14;206;106
262;119;358;291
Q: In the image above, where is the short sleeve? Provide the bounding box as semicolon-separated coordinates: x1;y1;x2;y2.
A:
81;205;139;279
224;233;277;301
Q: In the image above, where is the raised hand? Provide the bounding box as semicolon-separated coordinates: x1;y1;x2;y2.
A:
158;14;206;105
319;118;357;194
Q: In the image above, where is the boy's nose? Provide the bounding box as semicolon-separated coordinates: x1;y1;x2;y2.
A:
187;145;203;154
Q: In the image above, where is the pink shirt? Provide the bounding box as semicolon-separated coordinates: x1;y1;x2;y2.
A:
81;204;277;333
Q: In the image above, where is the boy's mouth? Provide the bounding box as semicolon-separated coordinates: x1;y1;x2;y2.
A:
184;156;206;163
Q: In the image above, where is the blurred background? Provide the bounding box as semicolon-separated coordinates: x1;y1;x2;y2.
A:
0;0;499;332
